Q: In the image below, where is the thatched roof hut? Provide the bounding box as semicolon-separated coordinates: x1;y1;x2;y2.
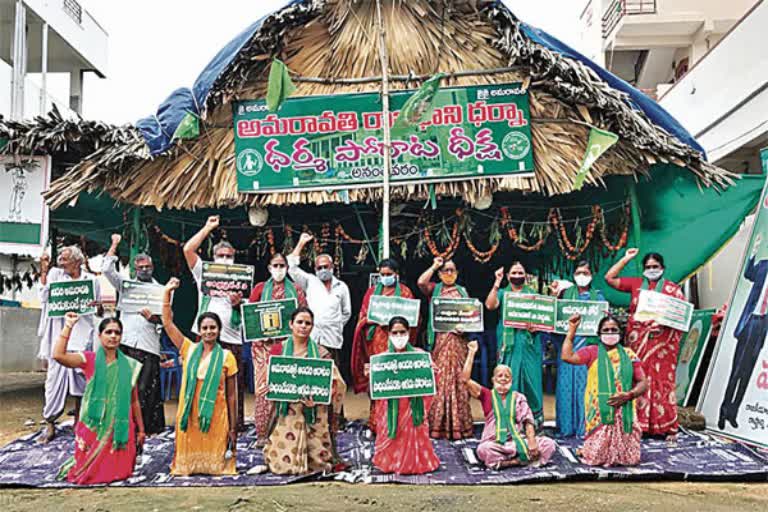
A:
1;0;734;211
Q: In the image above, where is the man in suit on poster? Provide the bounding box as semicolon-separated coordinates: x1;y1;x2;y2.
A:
719;234;768;429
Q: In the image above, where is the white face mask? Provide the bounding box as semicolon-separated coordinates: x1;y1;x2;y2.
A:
390;334;409;350
600;333;621;347
574;274;592;287
643;268;664;281
214;256;235;265
269;267;287;282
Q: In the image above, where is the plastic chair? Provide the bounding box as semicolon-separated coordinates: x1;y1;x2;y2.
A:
160;350;182;400
470;330;495;388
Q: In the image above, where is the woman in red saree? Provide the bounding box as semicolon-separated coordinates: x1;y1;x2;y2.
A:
248;253;306;445
366;316;440;475
606;249;684;439
417;257;474;440
351;258;416;432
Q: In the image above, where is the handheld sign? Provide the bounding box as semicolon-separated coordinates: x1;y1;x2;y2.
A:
635;289;694;332
675;309;714;406
501;293;556;332
48;280;96;317
200;262;254;298
266;355;334;405
554;299;609;336
369;351;436;400
367;295;420;326
431;297;484;333
117;280;166;315
241;298;297;341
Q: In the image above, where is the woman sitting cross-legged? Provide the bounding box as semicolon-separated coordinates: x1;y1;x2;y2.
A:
460;341;556;469
560;314;648;467
53;312;145;485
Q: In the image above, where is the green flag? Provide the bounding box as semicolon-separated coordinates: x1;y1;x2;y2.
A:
573;127;619;190
0;138;7;151
266;59;296;113
390;73;444;139
173;111;200;141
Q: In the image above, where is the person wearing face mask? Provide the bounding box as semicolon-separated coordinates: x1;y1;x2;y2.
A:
102;233;165;436
184;215;247;431
605;249;685;440
561;314;648;466
247;253;307;445
485;261;544;427
417;257;474;440
461;342;557;469
351;259;416;432
162;278;239;476
363;317;440;474
37;245;102;444
550;261;606;438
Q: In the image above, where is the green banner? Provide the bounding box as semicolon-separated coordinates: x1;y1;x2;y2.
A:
233;82;534;193
573;127;619;189
635;289;694;332
676;309;714;406
501;293;556;332
266;355;334;405
554;299;610;336
48;280;96;317
367;295;421;326
200;262;254;298
431;297;484;333
242;298;297;341
117;280;166;315
369;351;436;400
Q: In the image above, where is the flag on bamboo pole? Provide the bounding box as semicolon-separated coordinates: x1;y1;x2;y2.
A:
390;73;444;138
266;59;296;112
172;111;200;141
573;127;619;189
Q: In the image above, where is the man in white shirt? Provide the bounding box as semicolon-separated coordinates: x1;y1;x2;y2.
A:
37;245;101;443
102;233;165;435
184;215;246;430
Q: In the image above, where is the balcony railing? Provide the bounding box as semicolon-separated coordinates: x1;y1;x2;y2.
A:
63;0;83;25
603;0;658;38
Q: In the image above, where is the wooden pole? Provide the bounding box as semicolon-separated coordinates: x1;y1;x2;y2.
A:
627;179;643;274
375;0;391;259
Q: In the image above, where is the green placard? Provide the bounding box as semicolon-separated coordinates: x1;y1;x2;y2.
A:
554;299;610;336
501;293;556;332
675;309;714;406
431;297;484;332
200;262;254;298
635;289;694;332
233;82;534;193
369;351;436;400
266;355;334;405
117;280;166;315
242;298;297;341
367;295;421;326
48;279;96;317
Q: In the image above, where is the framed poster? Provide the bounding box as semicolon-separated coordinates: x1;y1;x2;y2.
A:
0;155;50;257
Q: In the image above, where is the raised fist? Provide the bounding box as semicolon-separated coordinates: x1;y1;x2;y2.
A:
205;215;220;231
298;232;314;245
39;253;51;273
64;311;80;329
165;277;181;291
432;257;444;270
568;314;582;328
494;267;504;283
111;233;122;246
624;248;639;260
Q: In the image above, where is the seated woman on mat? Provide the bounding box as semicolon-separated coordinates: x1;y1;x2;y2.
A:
364;316;440;475
162;278;239;476
53;312;145;485
560;314;648;467
264;307;347;475
460;341;556;469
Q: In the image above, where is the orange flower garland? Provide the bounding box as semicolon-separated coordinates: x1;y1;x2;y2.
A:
424;215;461;259
549;206;599;260
500;207;551;252
599;203;630;251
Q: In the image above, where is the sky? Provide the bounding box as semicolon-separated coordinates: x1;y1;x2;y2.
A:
76;0;584;125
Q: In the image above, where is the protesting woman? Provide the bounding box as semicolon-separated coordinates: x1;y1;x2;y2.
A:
53;313;144;485
485;262;544;427
352;258;416;431
162;278;238;476
417;257;473;440
264;307;347;475
461;341;556;469
365;316;440;475
248;252;307;445
605;249;684;439
561;314;648;466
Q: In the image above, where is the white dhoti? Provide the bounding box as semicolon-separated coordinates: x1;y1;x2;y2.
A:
42;354;86;421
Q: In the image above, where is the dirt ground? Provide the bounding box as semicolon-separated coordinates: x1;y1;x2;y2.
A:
1;373;767;512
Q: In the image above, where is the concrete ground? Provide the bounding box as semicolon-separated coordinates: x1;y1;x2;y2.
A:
1;372;767;511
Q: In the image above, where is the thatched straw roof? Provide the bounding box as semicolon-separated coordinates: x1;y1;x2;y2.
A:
2;0;734;211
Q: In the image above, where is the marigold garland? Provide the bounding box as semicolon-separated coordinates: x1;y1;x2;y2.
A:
599;203;630;251
500;207;551;252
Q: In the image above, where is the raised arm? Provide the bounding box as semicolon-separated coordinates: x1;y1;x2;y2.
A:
460;340;482;398
560;314;583;365
101;233;123;290
161;278;185;350
183;215;220;271
287;232;314;289
604;247;638;290
52;312;87;368
417;257;443;295
38;253;51;287
485;266;504;310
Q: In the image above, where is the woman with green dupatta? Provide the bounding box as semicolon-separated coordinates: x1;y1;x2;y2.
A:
53;313;145;485
162;278;239;476
561;314;648;466
485;262;544;426
264;307;347;475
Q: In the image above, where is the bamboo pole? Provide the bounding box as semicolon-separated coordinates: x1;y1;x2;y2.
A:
376;0;392;259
